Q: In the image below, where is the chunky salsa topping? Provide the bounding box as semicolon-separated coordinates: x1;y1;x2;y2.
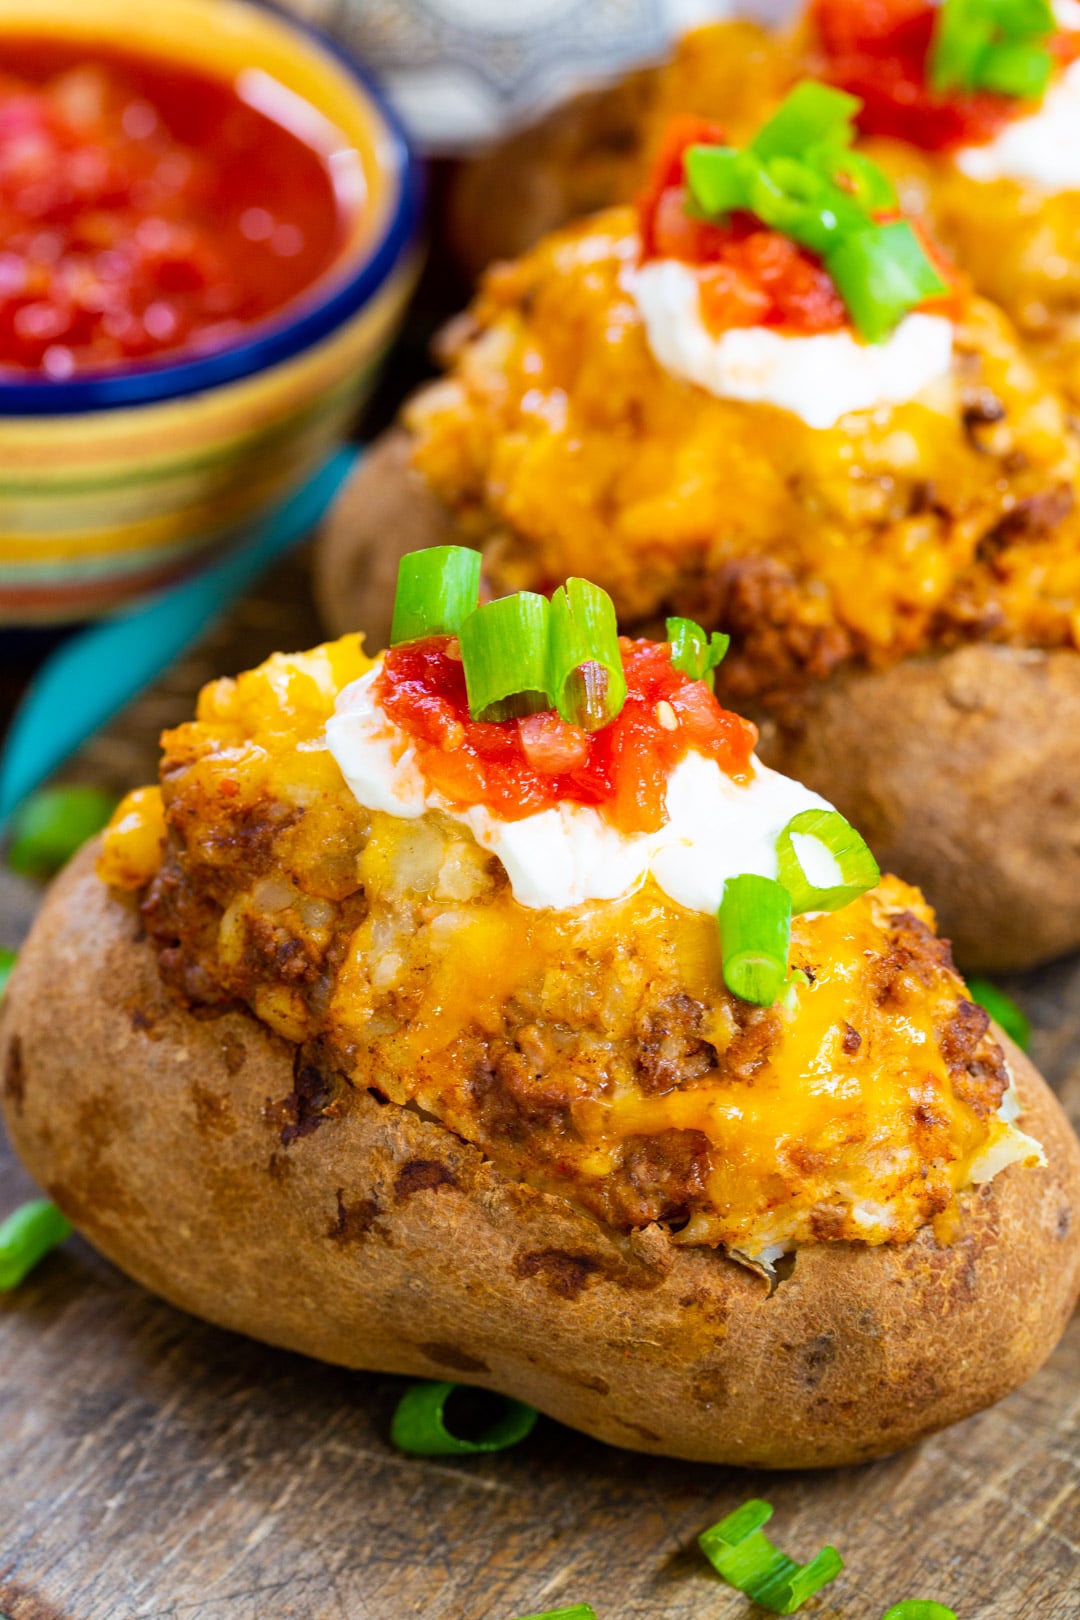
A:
638;117;848;337
375;635;758;835
0;38;350;377
813;0;1078;151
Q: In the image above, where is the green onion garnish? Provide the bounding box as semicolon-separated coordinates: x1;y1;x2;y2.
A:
666;616;730;690
699;1500;843;1614
6;785;117;880
548;578;626;732
775;808;880;914
979;37;1054;95
684;82;945;343
966;977;1031;1050
719;875;792;1007
0;946;16;1001
750;79;861;162
931;0;1055;96
0;1199;72;1292
881;1606;957;1620
511;1609;597;1620
390;545;482;644
390;1381;539;1457
460;593;553;722
827;221;947;344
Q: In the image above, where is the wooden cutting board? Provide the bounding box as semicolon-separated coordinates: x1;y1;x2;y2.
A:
3;555;1080;1620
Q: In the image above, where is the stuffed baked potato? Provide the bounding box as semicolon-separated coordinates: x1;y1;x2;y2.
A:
4;558;1080;1467
451;0;1080;412
318;91;1080;972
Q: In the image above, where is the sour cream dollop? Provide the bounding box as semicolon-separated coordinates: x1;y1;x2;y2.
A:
627;258;954;429
326;660;837;913
954;56;1080;187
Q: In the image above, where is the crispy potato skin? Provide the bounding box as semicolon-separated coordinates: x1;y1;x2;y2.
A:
757;645;1080;973
4;843;1080;1468
315;433;1080;972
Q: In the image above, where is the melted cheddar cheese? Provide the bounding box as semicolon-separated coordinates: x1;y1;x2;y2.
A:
100;642;1037;1261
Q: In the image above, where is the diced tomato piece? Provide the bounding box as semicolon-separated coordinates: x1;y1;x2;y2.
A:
375;636;757;831
810;0;1051;152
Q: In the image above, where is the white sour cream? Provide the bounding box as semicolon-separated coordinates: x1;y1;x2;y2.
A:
954;56;1080;188
326;661;835;913
627;257;954;430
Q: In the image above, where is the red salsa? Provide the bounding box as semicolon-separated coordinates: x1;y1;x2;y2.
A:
637;117;848;338
0;38;351;376
812;0;1079;151
376;635;758;837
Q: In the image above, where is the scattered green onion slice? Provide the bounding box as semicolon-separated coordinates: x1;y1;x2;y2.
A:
391;1380;539;1457
0;1199;72;1292
390;545;481;644
666;617;730;690
719;875;792;1007
826;220;947;343
776;808;880;914
699;1499;843;1615
6;785;117;880
750;80;861;162
966;977;1031;1050
511;1608;597;1620
881;1606;957;1620
0;946;16;1001
548;578;626;732
460;594;552;722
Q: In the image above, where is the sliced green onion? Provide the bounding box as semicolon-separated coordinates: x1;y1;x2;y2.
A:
931;11;996;92
685;144;747;216
391;1381;539;1457
0;946;16;1001
6;785;117;880
978;39;1053;97
881;1606;957;1620
390;545;482;644
966;977;1031;1050
719;875;792;1007
931;0;1055;94
666;617;730;690
751;80;861;162
548;578;626;732
699;1499;843;1615
826;221;947;343
776;808;880;914
511;1608;597;1620
460;593;552;722
823;147;898;212
0;1199;72;1292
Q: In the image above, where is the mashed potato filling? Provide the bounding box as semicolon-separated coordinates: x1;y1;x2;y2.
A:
99;639;1043;1263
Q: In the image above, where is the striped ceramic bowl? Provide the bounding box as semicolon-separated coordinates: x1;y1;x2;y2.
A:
0;0;422;627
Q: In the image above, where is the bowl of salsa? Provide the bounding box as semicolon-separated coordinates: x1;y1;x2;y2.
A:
0;0;421;626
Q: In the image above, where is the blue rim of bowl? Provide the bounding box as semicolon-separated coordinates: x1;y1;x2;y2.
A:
0;0;424;417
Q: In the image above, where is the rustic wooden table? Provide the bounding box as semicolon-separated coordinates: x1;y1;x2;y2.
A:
3;555;1080;1620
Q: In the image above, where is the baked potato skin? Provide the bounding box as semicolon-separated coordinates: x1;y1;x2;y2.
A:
757;645;1080;973
4;842;1080;1469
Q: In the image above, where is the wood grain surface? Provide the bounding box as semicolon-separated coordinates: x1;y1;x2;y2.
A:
3;557;1080;1620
